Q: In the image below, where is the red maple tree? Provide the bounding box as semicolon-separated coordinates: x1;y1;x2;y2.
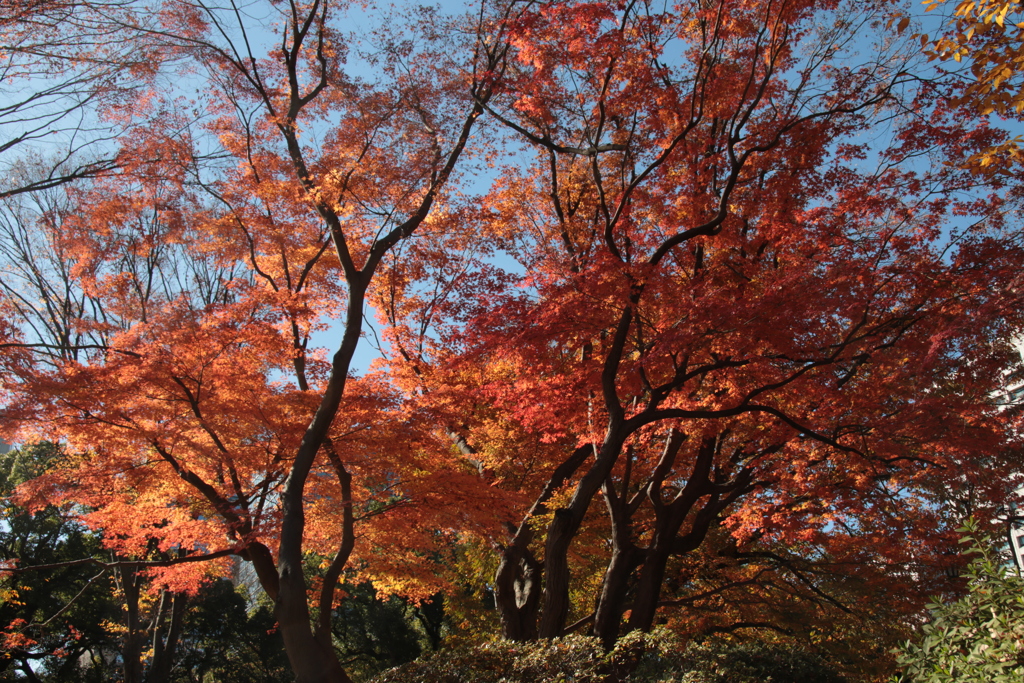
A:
377;0;1024;657
1;1;510;680
1;1;1023;681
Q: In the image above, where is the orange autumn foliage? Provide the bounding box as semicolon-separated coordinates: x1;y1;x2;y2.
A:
0;0;510;681
1;1;1024;681
374;0;1024;666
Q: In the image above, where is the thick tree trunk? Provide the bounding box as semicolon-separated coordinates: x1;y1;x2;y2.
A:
538;428;628;638
247;538;350;683
626;533;676;633
276;569;353;683
591;545;639;648
592;474;643;649
494;444;592;641
628;459;752;633
539;305;638;638
537;509;577;639
494;538;542;641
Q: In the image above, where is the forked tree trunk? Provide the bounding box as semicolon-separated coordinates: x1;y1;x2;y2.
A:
538;436;626;638
493;444;593;640
148;590;186;683
625;530;679;634
592;474;642;649
276;570;353;683
494;539;543;641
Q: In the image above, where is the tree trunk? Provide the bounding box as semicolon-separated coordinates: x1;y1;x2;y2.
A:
114;561;145;683
626;532;676;634
629;472;750;633
276;568;353;683
147;590;186;683
495;444;593;641
271;287;365;683
592;475;642;649
494;538;542;641
538;509;580;638
538;432;626;639
591;545;639;649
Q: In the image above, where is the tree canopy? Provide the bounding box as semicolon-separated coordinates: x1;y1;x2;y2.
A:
0;1;1022;682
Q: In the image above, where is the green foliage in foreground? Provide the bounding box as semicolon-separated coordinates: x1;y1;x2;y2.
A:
678;641;851;683
895;521;1024;683
0;443;119;681
370;630;850;683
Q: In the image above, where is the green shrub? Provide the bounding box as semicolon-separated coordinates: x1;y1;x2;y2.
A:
369;630;669;683
675;641;850;683
895;521;1024;683
369;630;850;683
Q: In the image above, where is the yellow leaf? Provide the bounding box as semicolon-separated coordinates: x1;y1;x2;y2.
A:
998;3;1012;25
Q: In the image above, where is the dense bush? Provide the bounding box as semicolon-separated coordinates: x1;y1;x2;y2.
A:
895;523;1024;683
369;632;618;683
369;630;850;683
675;642;850;683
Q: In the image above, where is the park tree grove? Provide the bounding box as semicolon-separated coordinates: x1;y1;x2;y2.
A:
2;0;1024;681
